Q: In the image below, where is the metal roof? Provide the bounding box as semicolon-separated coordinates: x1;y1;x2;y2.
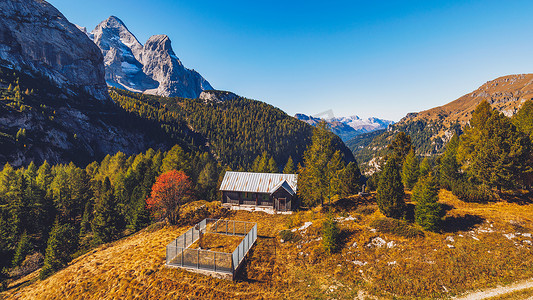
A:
219;171;298;194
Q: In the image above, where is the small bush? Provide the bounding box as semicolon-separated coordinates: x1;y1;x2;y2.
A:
355;205;377;215
370;217;424;238
451;181;495;202
279;229;300;243
322;215;340;253
9;252;44;278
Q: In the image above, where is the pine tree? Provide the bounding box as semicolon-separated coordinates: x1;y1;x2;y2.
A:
387;132;412;163
413;174;442;231
376;157;406;219
282;156;296;174
419;157;431;178
459;101;532;191
513;100;533;140
12;231;31;267
327;150;345;201
92;177;121;244
439;134;461;190
268;157;278;173
40;219;76;279
340;161;361;196
298;121;341;207
322;213;340;254
401;148;419;190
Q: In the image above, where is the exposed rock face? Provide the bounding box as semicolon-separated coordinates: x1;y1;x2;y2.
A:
0;0;109;101
199;90;238;103
90;16;213;98
90;16;157;93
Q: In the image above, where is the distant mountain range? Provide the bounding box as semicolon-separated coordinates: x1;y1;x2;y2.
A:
78;16;213;99
295;113;393;141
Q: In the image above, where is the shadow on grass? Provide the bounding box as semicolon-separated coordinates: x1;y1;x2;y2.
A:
404;203;415;222
441;214;484;233
338;228;358;250
503;192;533;205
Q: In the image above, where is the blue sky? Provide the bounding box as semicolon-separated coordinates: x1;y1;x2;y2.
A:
49;0;533;121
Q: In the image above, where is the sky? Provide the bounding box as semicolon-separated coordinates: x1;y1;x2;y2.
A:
48;0;533;121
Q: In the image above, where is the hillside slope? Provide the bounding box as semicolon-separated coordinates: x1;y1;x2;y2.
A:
0;65;198;167
3;194;533;299
350;74;533;171
110;88;355;169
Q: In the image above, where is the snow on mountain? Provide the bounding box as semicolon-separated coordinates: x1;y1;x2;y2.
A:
295;113;393;142
87;16;213;98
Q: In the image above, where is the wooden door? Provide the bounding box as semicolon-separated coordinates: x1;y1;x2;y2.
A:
278;198;286;212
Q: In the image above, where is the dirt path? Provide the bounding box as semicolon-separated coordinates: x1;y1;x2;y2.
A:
454;278;533;300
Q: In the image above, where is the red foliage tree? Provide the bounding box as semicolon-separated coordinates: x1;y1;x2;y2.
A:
146;170;193;224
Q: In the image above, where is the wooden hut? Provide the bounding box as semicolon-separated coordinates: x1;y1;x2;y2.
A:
219;172;298;212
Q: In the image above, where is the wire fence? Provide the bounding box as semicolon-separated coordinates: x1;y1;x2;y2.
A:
166;218;257;277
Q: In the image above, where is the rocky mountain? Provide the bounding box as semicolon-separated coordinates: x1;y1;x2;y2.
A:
351;73;533;173
0;0;108;101
0;1;203;167
295;113;393;141
199;90;238;103
89;16;213;99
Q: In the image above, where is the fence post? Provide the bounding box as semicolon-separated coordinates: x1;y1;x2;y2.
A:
226;220;228;235
181;248;183;266
214;252;216;272
197;250;199;269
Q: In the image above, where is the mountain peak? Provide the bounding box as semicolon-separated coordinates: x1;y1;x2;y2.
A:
106;15;126;26
144;34;173;53
91;17;213;98
295;113;393;141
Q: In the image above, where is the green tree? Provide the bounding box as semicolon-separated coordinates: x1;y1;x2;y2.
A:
419;157;431;178
322;214;340;254
439;134;461;190
376;157;406;219
460;102;531;191
298;121;345;206
161;145;189;174
413;174;442;232
340;161;362;196
282;156;296;174
92;177;122;244
267;157;278;173
387;132;412;163
12;231;31;267
401;148;419;190
513;100;533;140
40;220;76;279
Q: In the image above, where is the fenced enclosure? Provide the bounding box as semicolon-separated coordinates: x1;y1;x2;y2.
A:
166;218;258;279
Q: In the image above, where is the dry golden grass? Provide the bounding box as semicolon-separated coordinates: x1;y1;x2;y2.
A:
412;74;533;127
2;192;533;299
189;233;243;253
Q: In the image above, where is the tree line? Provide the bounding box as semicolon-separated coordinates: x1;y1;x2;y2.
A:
371;100;533;231
0;145;220;283
109;88;354;171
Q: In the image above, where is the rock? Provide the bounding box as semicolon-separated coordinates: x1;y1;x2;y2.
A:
199;90;238;103
90;16;157;93
0;0;108;101
90;16;213;99
367;237;386;248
